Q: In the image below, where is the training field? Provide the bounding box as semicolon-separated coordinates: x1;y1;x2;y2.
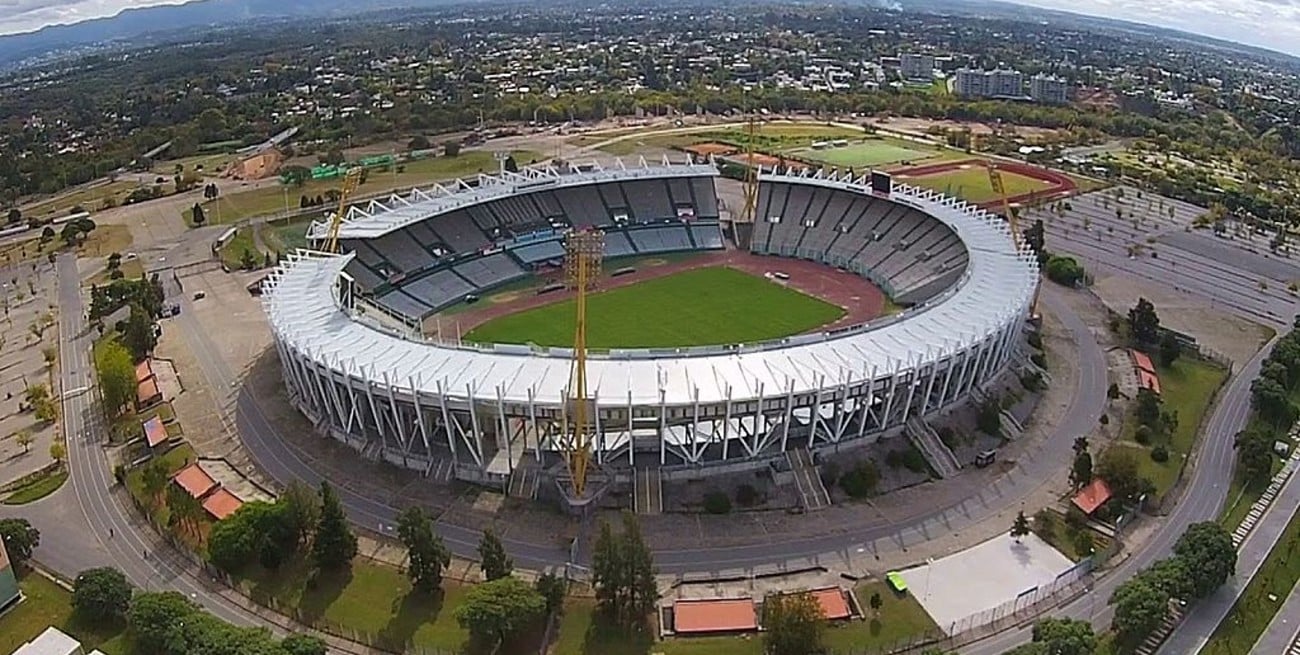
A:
901;166;1052;204
462;267;845;349
787;139;936;168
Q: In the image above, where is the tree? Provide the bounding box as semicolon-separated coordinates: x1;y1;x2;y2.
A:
6;208;20;224
122;302;157;360
324;148;345;166
1110;576;1169;646
397;506;451;592
1141;556;1196;601
1134;387;1163;432
312;481;357;570
191;203;206;226
1159;331;1181;366
1030;617;1096;655
280;479;321;548
1044;255;1084;286
1235;425;1275;488
1128;297;1161;345
281;635;328;655
503;155;519;172
1098;448;1151;504
1011;511;1030;542
535;571;567;616
15;429;34;453
41;226;55;241
72;567;132;624
1107;382;1121;400
1070;450;1093;489
0;517;40;564
478;529;513;581
408;135;431;151
454;576;546;646
592;512;659;627
48;442;66;466
95;339;136;416
1173;522;1236;599
763;592;826;655
868;592;883;616
443;141;461;157
207;506;259;572
128;591;197;653
140;459;169;506
166;483;203;536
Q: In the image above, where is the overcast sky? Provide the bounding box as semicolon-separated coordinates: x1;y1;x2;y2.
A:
0;0;1296;56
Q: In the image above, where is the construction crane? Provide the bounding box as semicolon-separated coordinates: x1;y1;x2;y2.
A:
324;167;364;253
987;162;1041;318
561;229;604;502
740;115;760;224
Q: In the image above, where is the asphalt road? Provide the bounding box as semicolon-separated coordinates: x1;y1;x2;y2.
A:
174;282;1107;576
52;253;264;627
961;331;1271;654
1249;580;1300;654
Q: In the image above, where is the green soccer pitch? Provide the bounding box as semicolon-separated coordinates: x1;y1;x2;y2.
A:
462;267;845;349
785;139;936;168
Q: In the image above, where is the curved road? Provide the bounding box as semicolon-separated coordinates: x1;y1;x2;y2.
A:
175;284;1106;575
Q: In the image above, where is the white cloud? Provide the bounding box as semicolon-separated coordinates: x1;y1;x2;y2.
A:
999;0;1300;56
0;0;189;35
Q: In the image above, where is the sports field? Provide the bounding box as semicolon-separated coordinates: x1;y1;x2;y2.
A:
902;166;1052;204
462;267;845;349
786;139;936;168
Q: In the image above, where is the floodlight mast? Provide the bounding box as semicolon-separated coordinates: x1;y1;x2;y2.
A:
562;229;604;500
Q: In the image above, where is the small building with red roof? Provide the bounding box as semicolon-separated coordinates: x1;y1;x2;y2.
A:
1072;477;1113;515
172;463;218;499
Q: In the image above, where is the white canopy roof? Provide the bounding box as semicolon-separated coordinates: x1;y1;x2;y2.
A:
268;175;1037;407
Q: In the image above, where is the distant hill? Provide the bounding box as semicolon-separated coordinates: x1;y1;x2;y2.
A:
0;0;453;68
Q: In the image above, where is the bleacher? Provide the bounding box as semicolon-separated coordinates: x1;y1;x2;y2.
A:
343;175;723;321
752;181;968;304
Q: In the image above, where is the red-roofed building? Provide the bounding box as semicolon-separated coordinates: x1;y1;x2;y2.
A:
172;463;218;499
1129;350;1160;395
135;359;155;383
673;598;758;634
201;488;244;520
142;416;168;448
808;588;852;620
137;377;162;408
1130;350;1156;374
1072;477;1113;515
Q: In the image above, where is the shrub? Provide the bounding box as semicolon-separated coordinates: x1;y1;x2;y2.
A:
1151;445;1169;463
901;448;928;474
1030;352;1047;369
1027;332;1043;350
1045;255;1085;286
1022;372;1044;392
884;449;905;469
735;484;760;507
819;461;840;488
1135;424;1153;445
703;491;732;514
839;461;880;499
1033;509;1057;540
937;426;957;450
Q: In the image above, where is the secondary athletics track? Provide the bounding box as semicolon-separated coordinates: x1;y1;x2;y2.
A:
891;159;1077;210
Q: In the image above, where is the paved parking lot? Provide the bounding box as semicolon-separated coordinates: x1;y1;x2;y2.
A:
0;259;61;485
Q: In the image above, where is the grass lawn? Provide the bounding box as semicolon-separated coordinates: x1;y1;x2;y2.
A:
1220;452;1284;530
24;181;142;219
108;400;178;444
0;570;126;655
198;150;540;225
3;468;69;504
597;123;866;157
1117;357;1228;499
152;152;237;176
88;258;145;286
1203;499;1300;654
823;581;940;653
903;165;1052;204
240;558;472;653
218;228;262;269
552;599;656;655
785;139;936;168
262;217;316;254
463;267;844;349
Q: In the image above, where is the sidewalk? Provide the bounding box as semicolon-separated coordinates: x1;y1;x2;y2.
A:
1250;577;1300;654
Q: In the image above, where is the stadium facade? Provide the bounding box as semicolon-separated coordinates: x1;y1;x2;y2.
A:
265;158;1038;487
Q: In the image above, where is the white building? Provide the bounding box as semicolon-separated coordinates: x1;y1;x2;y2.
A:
953;68;988;97
952;68;1025;99
11;627;106;655
1029;73;1069;104
900;53;934;81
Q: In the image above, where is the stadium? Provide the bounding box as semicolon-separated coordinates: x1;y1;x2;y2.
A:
262;157;1038;499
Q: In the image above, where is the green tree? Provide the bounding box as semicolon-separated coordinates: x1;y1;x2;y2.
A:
1010;510;1030;542
1158;331;1181;366
1173;522;1236;599
397;506;450;592
1023;219;1045;260
408;135;431;151
0;517;40;564
122;302;157;360
1141;557;1196;601
443;141;462;157
281;634;328;655
504;155;518;172
165;483;203;536
239;248;257;270
207;507;258;572
1110;576;1169;646
95;339;136;416
1234;425;1275;488
535;571;568;616
72;567;132;624
128;591;197;653
763;591;826;655
6;208;20;224
1128;297;1161;345
15;428;34;453
455;576;546;646
1098;448;1151;504
478;529;513;581
868;592;883;616
48;442;66;466
1030;617;1096;655
312;481;357;570
592;512;659;627
1070;449;1092;489
280;479;321;548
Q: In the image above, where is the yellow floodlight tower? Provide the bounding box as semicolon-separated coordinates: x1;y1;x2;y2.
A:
562;229;604;500
740;115;760;224
324;167;364;253
987;162;1041;317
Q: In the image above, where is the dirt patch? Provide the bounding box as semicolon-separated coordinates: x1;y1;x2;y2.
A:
438;248;888;338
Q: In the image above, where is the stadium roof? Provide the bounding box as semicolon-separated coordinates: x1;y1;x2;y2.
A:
307;156;717;241
265;174;1038;408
